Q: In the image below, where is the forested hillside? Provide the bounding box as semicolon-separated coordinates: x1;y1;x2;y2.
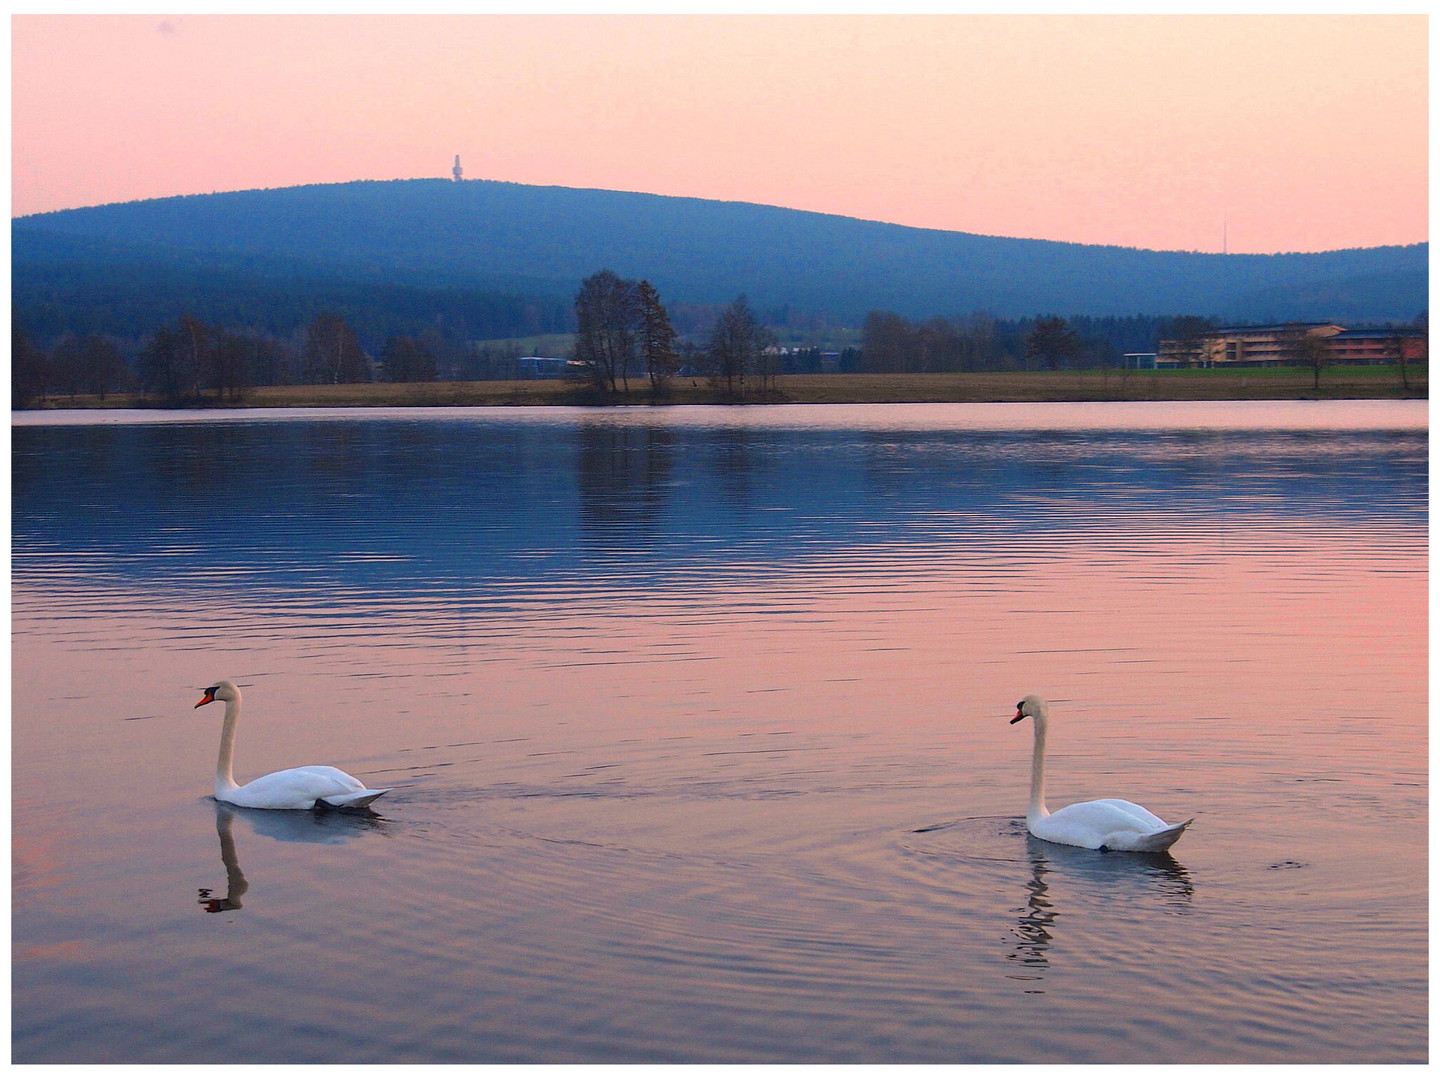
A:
15;178;1428;344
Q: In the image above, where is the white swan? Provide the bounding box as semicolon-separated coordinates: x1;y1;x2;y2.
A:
195;681;390;810
1010;694;1191;852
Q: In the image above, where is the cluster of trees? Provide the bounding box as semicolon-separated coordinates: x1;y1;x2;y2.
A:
570;270;776;397
15;267;786;406
698;294;776;395
11;328;128;408
858;311;1199;373
571;271;678;394
11;312;451;408
861;310;1429;383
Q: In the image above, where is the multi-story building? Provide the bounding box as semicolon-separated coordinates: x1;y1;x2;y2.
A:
1328;327;1429;364
1157;324;1426;367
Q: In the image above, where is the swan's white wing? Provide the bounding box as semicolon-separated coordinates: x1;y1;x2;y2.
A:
1032;798;1179;850
1087;798;1169;832
226;765;385;810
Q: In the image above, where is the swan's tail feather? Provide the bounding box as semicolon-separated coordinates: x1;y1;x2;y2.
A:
1133;818;1192;852
318;788;390;809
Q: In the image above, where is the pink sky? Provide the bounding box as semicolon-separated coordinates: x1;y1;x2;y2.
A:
11;14;1428;254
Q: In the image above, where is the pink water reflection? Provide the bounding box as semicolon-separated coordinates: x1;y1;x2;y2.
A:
12;405;1426;1063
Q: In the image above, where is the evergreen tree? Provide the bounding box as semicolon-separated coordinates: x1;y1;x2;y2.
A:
636;280;680;395
1024;316;1083;370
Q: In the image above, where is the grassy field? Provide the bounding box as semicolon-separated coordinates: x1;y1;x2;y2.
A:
24;365;1426;411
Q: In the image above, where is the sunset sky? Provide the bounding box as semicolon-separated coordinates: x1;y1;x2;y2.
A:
11;13;1428;254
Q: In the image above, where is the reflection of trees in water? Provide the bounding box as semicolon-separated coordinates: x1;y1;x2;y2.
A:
576;423;675;537
708;426;765;511
1005;837;1193;990
18;420;1425;611
16;420;548;513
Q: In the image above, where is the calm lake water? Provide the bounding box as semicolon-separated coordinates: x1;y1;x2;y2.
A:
12;401;1427;1064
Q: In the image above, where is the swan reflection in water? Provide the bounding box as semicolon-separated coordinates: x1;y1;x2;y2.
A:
197;806;249;913
197;802;388;914
1007;830;1193;988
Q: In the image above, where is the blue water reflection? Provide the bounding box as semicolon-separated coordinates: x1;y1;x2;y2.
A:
13;409;1426;599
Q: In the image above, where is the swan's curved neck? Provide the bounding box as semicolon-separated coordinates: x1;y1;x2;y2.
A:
215;698;240;798
1028;706;1050;820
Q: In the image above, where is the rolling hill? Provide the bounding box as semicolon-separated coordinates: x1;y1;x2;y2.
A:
12;178;1428;343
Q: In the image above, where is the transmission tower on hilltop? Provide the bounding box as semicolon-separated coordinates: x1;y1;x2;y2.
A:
453;155;463;182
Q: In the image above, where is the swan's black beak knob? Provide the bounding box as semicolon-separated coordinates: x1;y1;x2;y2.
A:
195;688;217;709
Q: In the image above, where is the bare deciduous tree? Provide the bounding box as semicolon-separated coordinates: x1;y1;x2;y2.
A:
1388;315;1426;391
304;313;370;385
12;324;48;409
707;295;770;396
381;336;438;383
79;334;127;401
1277;324;1333;390
572;270;639;394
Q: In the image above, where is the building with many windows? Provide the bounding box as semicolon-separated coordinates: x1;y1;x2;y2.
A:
1328;327;1429;364
1157;324;1426;368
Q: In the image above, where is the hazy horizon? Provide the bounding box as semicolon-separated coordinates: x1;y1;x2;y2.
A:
12;14;1427;256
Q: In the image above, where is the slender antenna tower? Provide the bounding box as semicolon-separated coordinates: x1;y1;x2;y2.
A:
453;155;463;183
1223;211;1228;255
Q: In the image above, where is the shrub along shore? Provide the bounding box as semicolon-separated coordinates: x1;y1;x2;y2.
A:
22;366;1426;410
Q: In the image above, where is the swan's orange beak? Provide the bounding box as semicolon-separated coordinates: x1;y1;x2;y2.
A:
195;689;216;709
1010;709;1024;724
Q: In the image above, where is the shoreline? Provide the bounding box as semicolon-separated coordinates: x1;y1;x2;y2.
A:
18;368;1426;411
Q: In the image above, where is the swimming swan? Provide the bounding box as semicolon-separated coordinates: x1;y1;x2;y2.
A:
195;680;389;810
1011;694;1190;852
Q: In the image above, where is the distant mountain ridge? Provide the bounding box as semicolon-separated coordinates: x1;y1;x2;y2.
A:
12;178;1428;341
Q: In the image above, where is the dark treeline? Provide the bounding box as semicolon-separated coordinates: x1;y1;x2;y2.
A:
858;311;1196;373
10;296;1222;408
18;247;1326;408
12;312;468;408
